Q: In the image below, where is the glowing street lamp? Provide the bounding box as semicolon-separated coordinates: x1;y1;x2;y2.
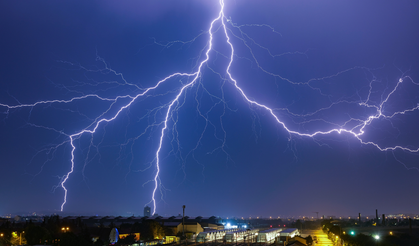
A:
20;231;25;245
373;234;380;245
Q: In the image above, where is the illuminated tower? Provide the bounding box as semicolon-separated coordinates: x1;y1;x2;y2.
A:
144;206;151;217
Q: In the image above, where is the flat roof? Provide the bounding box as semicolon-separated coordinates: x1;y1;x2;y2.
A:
281;228;298;233
259;228;282;233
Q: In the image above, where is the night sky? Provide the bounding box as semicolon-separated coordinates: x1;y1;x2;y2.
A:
1;0;419;218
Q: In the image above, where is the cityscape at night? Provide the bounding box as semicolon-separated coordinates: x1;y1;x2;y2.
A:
1;210;419;245
1;0;419;245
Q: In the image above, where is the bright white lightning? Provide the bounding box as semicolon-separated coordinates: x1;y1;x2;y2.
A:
1;0;418;214
58;72;198;211
217;0;418;154
151;9;223;215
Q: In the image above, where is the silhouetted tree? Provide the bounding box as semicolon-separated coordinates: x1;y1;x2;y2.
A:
60;232;80;246
305;235;313;245
294;219;303;230
25;225;51;245
139;221;166;240
93;238;104;246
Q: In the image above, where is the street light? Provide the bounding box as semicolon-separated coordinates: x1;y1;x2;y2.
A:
19;231;25;245
374;234;380;245
182;205;185;242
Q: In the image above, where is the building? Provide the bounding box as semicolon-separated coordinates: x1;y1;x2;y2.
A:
279;228;299;242
257;228;282;243
144;206;151;217
162;221;204;238
118;228;140;241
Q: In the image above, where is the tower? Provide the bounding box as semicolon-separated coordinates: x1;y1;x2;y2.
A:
144;206;151;217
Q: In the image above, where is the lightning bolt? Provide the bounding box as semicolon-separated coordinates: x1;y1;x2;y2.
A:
1;0;418;215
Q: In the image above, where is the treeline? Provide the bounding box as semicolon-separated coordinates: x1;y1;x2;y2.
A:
0;215;170;246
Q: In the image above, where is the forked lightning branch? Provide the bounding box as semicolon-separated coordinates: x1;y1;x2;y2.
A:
1;0;418;215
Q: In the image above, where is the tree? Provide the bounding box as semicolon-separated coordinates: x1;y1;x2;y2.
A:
25;225;51;245
321;220;332;233
329;225;341;235
10;231;27;246
149;221;166;239
305;235;313;245
0;230;12;246
139;221;166;240
60;232;80;246
78;227;93;246
295;220;303;230
93;238;105;246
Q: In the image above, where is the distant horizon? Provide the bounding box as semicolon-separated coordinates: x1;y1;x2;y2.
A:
3;210;417;219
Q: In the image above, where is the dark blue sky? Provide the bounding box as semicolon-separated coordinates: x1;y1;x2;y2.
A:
1;0;419;218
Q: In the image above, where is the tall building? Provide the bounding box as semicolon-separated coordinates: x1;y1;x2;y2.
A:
144;206;151;217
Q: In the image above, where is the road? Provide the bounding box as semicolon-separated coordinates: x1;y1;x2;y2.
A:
301;229;334;246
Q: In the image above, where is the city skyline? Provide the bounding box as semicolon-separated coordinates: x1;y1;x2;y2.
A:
1;0;419;217
3;210;418;221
